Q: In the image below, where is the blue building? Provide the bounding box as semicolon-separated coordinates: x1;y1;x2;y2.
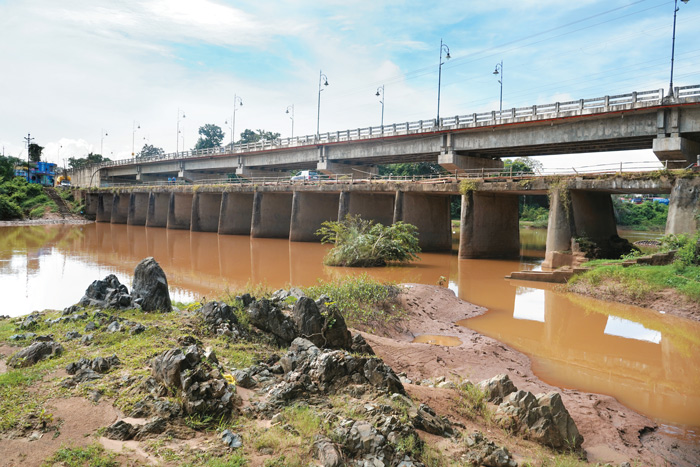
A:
14;161;57;186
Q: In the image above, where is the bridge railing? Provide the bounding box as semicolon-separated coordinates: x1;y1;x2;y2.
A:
83;84;700;174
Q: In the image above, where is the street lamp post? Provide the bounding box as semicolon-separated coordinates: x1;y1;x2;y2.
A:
493;60;503;118
57;144;62;165
375;85;385;129
132;121;140;156
100;129;108;156
229;94;243;150
176;109;185;155
23;133;34;181
668;0;690;98
316;70;329;138
436;39;451;125
286;105;295;138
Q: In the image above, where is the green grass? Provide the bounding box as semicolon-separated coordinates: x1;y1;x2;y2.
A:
456;381;491;422
42;444;118;467
0;368;45;431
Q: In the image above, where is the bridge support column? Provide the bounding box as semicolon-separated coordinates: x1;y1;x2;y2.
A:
96;193;114;223
167;193;194;230
338;191;394;226
218;192;254;235
85;193;99;220
394;191;452;251
571;191;618;241
317;160;377;177
191;192;222;232
438;153;503;174
459;192;519;259
666;177;700;234
290;192;340;242
251;192;293;238
127;193;149;226
543;189;574;269
652;136;700;169
146;192;170;228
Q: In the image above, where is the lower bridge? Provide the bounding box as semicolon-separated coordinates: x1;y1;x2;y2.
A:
82;173;699;264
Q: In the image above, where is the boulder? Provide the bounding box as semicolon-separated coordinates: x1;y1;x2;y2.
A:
8;341;63;368
105;420;137;441
477;374;517;404
464;431;517;467
131;257;172;312
198;301;240;337
409;403;453;436
248;299;297;345
221;429;243;449
80;274;131;309
292;298;352;350
351;334;375;355
313;435;343;467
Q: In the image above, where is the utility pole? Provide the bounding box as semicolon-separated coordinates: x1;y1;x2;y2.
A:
23;133;34;181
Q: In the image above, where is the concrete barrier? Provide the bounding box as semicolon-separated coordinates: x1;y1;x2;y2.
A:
218;192;254;235
127;192;149;226
290;191;340;242
251;192;293;238
167;192;194;230
191;192;222;232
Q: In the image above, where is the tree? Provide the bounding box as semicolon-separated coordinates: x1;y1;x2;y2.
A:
68;153;111;170
0;155;24;181
503;157;543;175
378;162;445;177
28;143;44;163
138;144;165;159
236;129;281;145
194;124;225;150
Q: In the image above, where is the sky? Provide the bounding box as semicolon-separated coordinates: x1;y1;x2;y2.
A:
1;0;698;171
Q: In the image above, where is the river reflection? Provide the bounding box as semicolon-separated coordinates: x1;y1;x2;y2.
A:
1;223;697;437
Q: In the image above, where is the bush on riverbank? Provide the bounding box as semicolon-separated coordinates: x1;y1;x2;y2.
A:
316;215;421;267
613;198;668;231
0;177;57;220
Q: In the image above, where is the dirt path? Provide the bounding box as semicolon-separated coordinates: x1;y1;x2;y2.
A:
361;284;700;466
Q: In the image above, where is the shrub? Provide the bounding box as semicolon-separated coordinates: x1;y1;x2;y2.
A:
316;215;420;267
0;194;22;220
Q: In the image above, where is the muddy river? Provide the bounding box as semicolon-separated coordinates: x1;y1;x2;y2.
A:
0;223;697;439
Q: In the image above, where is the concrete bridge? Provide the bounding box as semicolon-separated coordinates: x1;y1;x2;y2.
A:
79;172;700;266
70;85;700;187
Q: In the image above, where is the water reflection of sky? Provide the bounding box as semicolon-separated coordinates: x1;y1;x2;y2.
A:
512;288;545;322
604;315;662;344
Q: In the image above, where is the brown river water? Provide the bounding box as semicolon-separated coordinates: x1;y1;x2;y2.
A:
0;223;697;439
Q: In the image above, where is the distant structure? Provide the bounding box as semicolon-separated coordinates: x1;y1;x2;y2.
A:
14;161;57;186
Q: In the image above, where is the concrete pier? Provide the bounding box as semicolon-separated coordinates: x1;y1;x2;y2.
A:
394;191;452;251
570;191;618;242
167;193;194;230
96;193;114;223
459;192;519;259
666;177;700;234
289;192;340;242
146;192;170;228
338;191;395;226
543;189;574;269
191;192;222;232
85;193;99;220
218;192;254;235
251;192;293;238
127;192;149;226
110;193;130;224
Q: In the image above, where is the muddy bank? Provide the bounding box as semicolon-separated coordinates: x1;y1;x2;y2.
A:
362;284;700;466
0;216;91;227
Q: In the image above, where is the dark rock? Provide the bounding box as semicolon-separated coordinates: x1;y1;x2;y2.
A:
129;323;146;335
320;307;352;350
33;334;54;342
248;299;297;345
477;374;517;404
62;368;102;387
131;257;172;312
314;435;342;467
232;369;256;389
80;274;129;309
464;431;517;467
236;293;254;307
153;399;182;419
63;305;81;315
106;321;121;333
351;334;375;355
105;420;137;441
9;334;27;341
85;322;97;332
20;314;40;330
409;403;453;436
152;348;187;388
198;301;240;336
177;335;201;347
292;298;353;350
8;341;63;368
134;417;167;440
65;331;81;340
221;429;243;449
81;334;93;345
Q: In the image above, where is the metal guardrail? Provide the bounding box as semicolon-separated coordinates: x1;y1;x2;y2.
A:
100;160;673;189
79;84;700;174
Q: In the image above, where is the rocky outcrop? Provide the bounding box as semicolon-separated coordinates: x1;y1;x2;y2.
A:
293;297;352;350
197;301;241;337
494;389;583;449
8;341;63;368
463;431;517;467
477;374;517;404
248;299;297;345
80;274;132;309
131;257;172;312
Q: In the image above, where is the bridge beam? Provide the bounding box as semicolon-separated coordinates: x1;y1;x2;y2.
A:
96;193;114;223
459;192;519;259
438;152;503;174
653;136;700;169
251;192;293;238
666;177;700;235
317;160;377;177
167;193;193;230
394;191;452;251
191;192;222;232
127;192;149;226
218;192;254;235
236;167;291;179
146;192;170;228
338;191;395;226
290;192;340;242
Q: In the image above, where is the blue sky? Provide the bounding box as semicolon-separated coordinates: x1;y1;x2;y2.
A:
1;0;698;169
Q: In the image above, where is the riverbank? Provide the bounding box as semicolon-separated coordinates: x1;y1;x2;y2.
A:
1;280;698;466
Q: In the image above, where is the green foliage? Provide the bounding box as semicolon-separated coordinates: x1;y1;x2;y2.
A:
0;155;24;181
237;129;281;145
195;124;225;149
68;153;110;170
138;143;165;158
316;215;421;267
670;232;700;267
502;157;543;175
520;205;549;227
303;274;403;329
0;368;44;431
0;177;56;219
459;180;478;195
456;381;491;421
0;194;22;219
613;198;668;230
378;162;446;177
28;143;44;163
42;444;118;467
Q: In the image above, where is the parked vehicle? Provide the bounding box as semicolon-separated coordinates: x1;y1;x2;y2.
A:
291;170;319;181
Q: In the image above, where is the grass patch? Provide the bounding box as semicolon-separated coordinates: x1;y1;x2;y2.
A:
456;381;492;422
42;443;118;467
303;274;403;330
0;368;45;431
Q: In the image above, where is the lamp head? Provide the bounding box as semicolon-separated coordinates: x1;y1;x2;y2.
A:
682;0;689;4
376;91;380;97
493;67;499;75
446;52;451;60
324;79;329;86
285;109;289;114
